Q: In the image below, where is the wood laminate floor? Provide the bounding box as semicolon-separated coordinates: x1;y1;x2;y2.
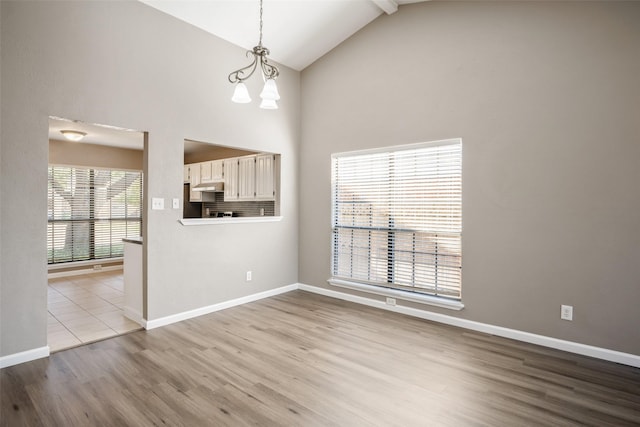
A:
2;291;639;426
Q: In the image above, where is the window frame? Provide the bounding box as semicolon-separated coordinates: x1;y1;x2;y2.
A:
47;165;143;265
329;139;463;310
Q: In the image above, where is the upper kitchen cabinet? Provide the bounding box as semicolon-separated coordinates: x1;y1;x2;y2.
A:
238;156;256;201
189;167;202;202
255;154;276;201
223;154;276;202
223;158;239;201
200;160;223;183
184;164;191;183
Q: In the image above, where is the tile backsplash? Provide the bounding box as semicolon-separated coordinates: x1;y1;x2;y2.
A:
202;192;275;217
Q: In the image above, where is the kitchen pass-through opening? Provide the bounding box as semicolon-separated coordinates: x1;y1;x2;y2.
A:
183;139;281;220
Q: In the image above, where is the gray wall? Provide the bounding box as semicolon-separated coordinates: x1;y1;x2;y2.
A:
300;2;640;355
1;1;299;357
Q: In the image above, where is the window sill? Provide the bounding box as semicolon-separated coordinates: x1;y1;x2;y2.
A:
179;216;283;226
48;258;123;271
327;278;464;311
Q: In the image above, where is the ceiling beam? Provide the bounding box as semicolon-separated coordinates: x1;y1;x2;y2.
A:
371;0;398;15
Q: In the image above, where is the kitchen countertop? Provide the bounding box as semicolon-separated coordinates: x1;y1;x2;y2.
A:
179;216;282;226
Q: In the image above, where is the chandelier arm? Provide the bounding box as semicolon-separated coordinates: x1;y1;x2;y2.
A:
260;57;280;80
228;50;259;83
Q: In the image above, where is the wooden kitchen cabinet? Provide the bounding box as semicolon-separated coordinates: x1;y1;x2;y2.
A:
223;154;276;202
255;154;275;201
238;156;256;201
200;161;212;183
189;166;202;202
184;164;191;183
212;160;223;181
200;160;223;183
223;158;239;201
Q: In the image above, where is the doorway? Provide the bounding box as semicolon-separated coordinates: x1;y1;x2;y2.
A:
47;117;146;352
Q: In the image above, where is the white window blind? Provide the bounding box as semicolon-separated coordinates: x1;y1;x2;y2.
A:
47;166;143;264
331;139;462;300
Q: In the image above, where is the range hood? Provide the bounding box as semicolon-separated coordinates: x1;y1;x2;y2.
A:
192;181;224;192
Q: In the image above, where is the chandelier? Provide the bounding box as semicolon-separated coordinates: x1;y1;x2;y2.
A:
228;0;280;109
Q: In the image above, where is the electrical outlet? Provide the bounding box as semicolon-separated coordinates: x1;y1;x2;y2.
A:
386;297;396;306
561;305;573;321
93;264;102;271
246;271;252;282
172;198;180;209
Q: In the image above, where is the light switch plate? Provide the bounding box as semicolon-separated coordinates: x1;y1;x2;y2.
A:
172;198;180;209
152;198;164;210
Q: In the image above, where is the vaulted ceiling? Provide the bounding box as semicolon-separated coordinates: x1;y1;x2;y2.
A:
140;0;428;71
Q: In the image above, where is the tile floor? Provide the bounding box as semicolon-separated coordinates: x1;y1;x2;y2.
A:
48;270;142;352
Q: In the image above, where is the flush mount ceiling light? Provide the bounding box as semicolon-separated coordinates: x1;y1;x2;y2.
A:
60;130;87;142
228;0;280;110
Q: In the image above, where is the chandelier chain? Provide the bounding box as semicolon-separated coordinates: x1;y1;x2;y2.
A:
259;0;263;46
228;0;279;88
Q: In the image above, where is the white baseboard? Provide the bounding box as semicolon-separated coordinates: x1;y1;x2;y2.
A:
123;306;146;328
0;346;50;369
297;283;640;368
5;283;638;370
48;264;123;279
145;284;299;330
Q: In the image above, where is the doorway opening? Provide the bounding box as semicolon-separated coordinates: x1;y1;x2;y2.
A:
47;117;146;352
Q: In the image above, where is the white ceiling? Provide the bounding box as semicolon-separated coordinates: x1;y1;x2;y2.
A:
140;0;427;71
49;117;144;150
48;118;245;155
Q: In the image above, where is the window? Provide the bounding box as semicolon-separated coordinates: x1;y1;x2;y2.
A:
331;139;462;301
47;166;143;264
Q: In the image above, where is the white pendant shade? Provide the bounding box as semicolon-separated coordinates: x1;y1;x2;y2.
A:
260;78;280;101
260;98;278;110
231;83;251;103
